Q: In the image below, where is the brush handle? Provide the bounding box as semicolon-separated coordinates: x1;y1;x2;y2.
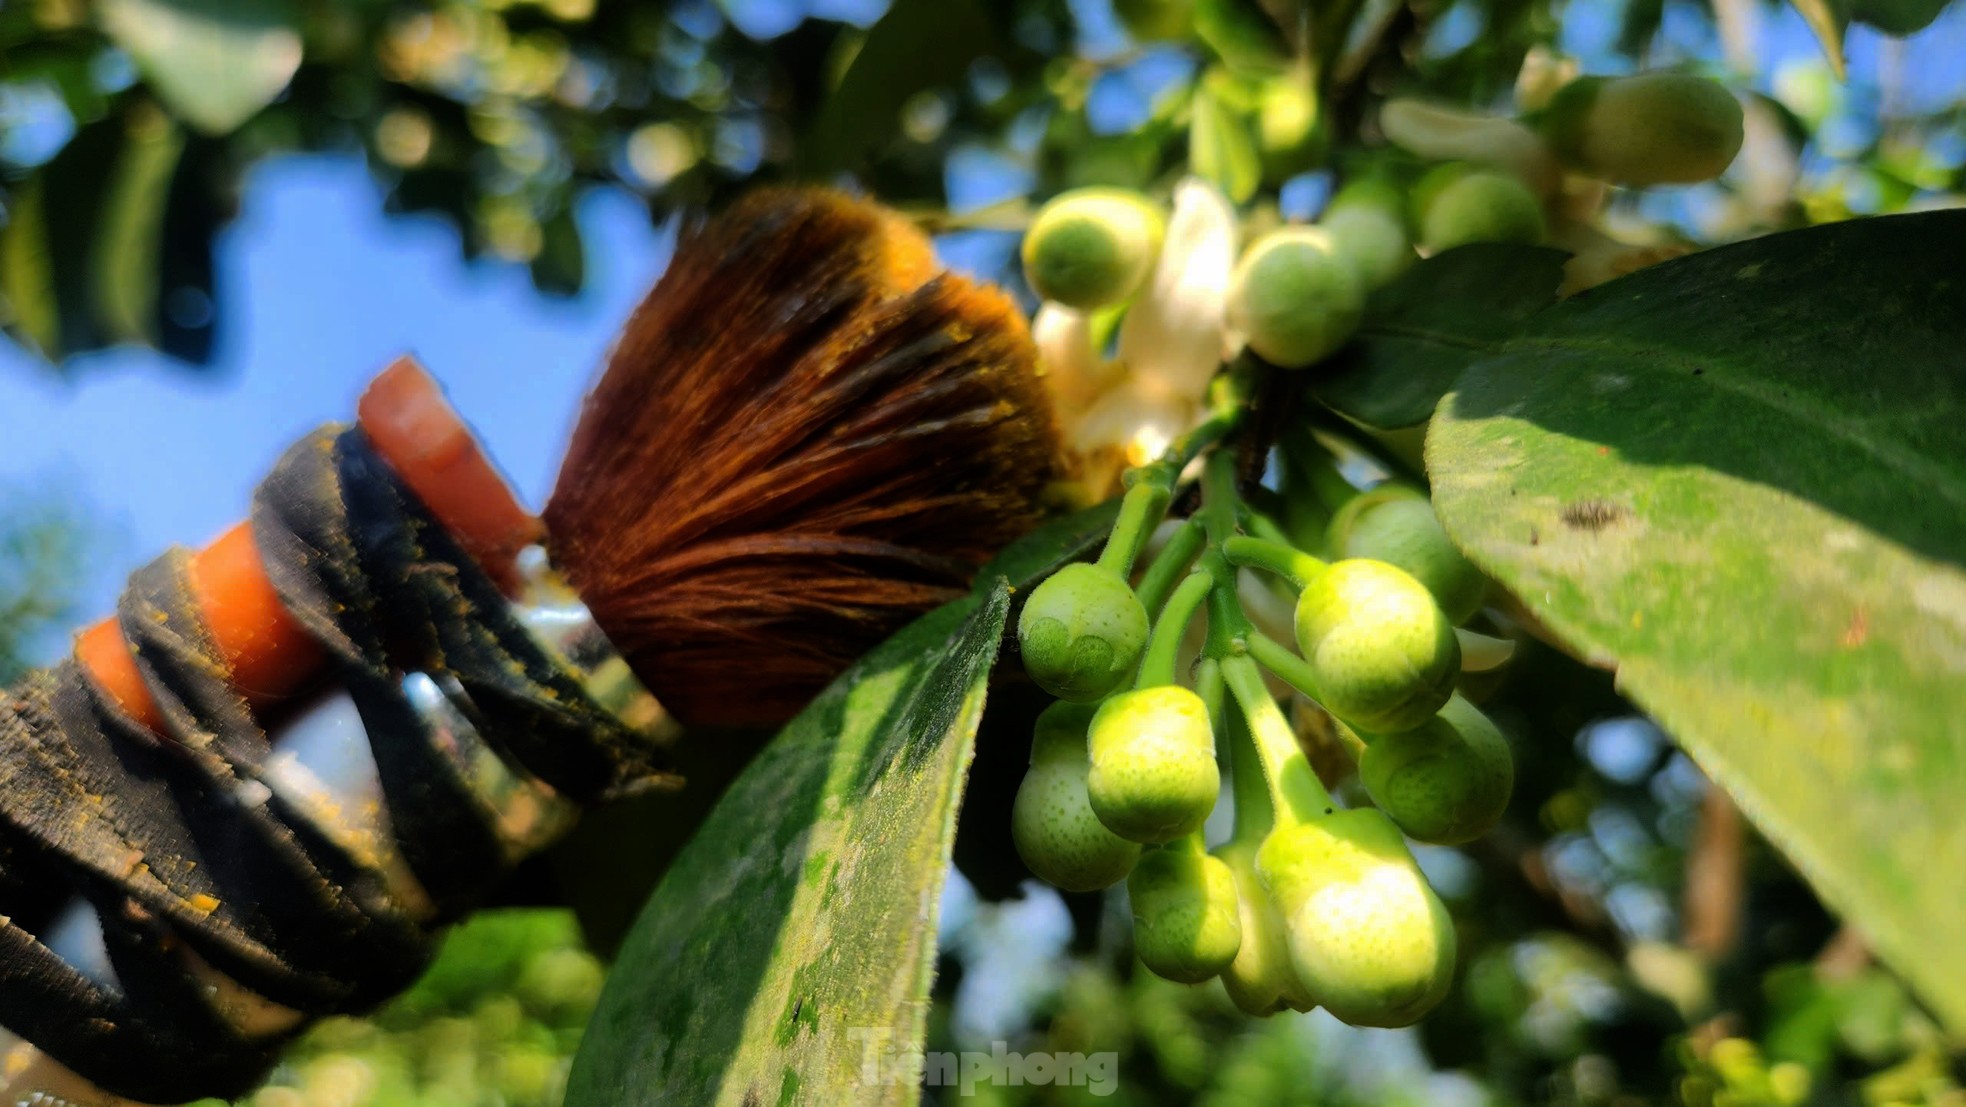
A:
0;372;668;1105
72;357;540;734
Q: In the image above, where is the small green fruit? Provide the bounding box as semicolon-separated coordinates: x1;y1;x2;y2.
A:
1013;702;1144;891
1018;562;1150;703
1087;686;1220;843
1227;228;1365;369
1539;73;1744;187
1328;487;1487;624
1320;181;1414;291
1128;846;1243;984
1022;188;1166;310
1216;839;1316;1014
1358;694;1513;845
1257;808;1456;1027
1415;167;1545;252
1294;559;1459;733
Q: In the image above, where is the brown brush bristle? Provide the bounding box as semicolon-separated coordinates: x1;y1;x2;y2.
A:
543;188;1061;728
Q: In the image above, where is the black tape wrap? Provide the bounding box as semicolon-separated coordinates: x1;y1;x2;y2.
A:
0;426;673;1103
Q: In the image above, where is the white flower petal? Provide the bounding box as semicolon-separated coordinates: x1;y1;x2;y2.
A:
1032;301;1120;414
1117;177;1237;404
1380;98;1561;196
1071;382;1195;465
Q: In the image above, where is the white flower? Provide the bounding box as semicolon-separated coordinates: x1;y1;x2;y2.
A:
1029;177;1241;499
1116;177;1239;404
1379;98;1561;197
1032;301;1120;414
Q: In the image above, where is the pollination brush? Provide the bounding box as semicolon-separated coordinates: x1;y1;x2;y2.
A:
0;188;1060;1106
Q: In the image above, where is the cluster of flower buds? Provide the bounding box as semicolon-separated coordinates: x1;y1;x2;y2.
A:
1008;416;1516;1026
1023;65;1745;509
1380;63;1745;294
998;60;1745;1027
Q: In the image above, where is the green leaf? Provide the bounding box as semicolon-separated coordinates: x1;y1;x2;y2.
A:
1190;73;1263;205
96;0;302;135
566;584;1011;1106
1313;244;1568;429
1426;212;1966;1034
530;201;586;298
801;0;1000;178
1849;0;1951;35
1789;0;1849;78
94;115;186;345
0;110;216;368
0;180;59;359
978;499;1124;595
1194;0;1295;74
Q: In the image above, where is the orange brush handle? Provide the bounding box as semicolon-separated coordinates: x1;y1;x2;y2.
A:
73;357;542;734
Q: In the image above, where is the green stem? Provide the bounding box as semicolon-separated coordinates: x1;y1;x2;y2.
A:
1194;656;1227;737
1225;702;1274;844
1200;448;1242;547
1099;367;1253;578
1096;480;1172;577
1164;831;1208;858
1245;630;1324;703
1137;571;1213;690
1196;455;1260;654
1282;424;1360;515
1222;536;1327;591
1134;518;1206;618
1237;502;1296;551
1221;653;1332;827
1126;363;1255;502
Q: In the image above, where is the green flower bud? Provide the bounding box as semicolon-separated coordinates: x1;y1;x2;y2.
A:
1294;559;1459;733
1320;181;1414;291
1539;73;1744;187
1022;188;1166;310
1087;686;1220;843
1018;562;1150;703
1327;486;1487;624
1128;846;1243;984
1256;809;1456;1027
1415;166;1545;253
1359;694;1513;845
1013;702;1144;891
1227;228;1365;369
1215;839;1316;1015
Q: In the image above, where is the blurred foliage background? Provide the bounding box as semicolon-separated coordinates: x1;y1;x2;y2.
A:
1;0;1962;1104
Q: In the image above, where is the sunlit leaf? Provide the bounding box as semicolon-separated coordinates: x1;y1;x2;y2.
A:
1190;75;1263;205
566;584;1011;1105
0;111;217;368
0;117;125;363
0;181;58;359
1194;0;1295;73
1789;0;1849;78
97;0;302;135
94;112;185;345
1427;212;1966;1033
